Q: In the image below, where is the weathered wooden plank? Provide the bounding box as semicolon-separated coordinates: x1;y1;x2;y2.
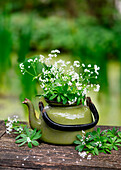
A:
0;120;121;169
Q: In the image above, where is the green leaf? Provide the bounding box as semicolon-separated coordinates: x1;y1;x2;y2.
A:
19;141;27;147
118;131;121;138
24;126;30;137
97;128;101;135
28;142;32;148
32;140;39;146
114;146;118;151
94;148;99;155
86;145;94;150
75;145;85;152
16;134;22;140
92;131;97;136
105;149;111;154
74;140;82;145
77;97;81;105
92;150;95;155
61;95;65;100
57;95;61;102
64;84;68;92
32;130;42;140
30;128;37;140
78;145;85;152
63;98;67;105
115;144;121;146
82;98;84;105
75;145;82;151
63;93;68;97
76;134;83;140
16;138;26;144
49;94;57;100
116;139;121;143
14;132;20;134
112;136;117;143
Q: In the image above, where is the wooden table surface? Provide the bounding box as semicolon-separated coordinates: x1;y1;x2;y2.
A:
0;120;121;170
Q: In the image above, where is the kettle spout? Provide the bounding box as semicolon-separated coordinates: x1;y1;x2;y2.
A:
22;98;41;131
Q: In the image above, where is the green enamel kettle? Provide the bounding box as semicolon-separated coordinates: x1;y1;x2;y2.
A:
23;97;99;145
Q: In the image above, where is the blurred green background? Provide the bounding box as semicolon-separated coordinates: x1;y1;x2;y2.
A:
0;0;120;125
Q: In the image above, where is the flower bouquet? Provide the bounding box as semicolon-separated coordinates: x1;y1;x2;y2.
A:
19;49;100;105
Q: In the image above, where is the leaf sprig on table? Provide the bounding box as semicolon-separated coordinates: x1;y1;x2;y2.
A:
4;115;42;148
74;128;121;158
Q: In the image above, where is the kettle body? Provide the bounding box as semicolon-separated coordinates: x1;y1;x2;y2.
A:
23;97;99;145
39;104;93;144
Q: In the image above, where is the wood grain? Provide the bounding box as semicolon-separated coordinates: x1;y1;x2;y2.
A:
0;120;121;170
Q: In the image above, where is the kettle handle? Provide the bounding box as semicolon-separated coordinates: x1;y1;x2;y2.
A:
39;97;99;131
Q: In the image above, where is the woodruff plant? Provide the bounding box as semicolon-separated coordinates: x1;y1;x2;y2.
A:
4;116;42;148
74;127;121;159
19;50;100;105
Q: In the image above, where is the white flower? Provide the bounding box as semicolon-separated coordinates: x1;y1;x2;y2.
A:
82;88;86;96
94;65;100;75
78;151;87;158
77;87;82;91
66;61;71;65
57;59;65;65
82;130;85;134
28;66;30;68
88;64;91;67
57;83;62;86
19;63;24;69
87;155;91;160
70;65;74;70
51;49;60;53
84;69;90;73
27;137;31;143
40;83;45;88
94;65;100;71
68;81;72;86
82;64;85;67
42;68;45;73
73;61;80;67
94;84;100;92
34;58;38;62
28;59;33;63
54;54;57;57
39;55;44;63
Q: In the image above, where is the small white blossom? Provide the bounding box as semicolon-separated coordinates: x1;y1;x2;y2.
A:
34;58;38;62
87;155;91;160
57;83;62;86
28;59;33;63
78;151;87;158
82;64;85;67
84;69;90;73
66;61;71;65
94;84;100;92
88;64;91;67
77;87;82;90
39;55;45;63
68;81;72;86
51;49;60;53
27;137;31;143
82;130;85;134
19;63;24;70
